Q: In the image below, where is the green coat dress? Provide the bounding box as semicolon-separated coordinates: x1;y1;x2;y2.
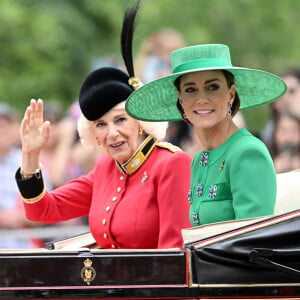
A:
189;128;276;226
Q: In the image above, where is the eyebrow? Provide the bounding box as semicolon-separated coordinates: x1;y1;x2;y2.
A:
94;112;126;123
182;78;221;86
113;113;126;120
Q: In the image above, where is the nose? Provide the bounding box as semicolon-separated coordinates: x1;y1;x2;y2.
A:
195;90;207;103
107;124;119;138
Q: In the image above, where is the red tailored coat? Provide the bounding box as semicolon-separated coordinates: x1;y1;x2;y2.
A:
20;141;192;249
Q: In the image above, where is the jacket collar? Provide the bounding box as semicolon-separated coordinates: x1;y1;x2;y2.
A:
116;135;157;175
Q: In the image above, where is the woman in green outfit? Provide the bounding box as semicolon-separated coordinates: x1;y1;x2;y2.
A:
125;43;287;226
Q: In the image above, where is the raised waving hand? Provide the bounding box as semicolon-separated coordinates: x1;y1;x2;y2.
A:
20;99;50;172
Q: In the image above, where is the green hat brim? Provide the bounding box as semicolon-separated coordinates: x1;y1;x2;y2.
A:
126;67;287;121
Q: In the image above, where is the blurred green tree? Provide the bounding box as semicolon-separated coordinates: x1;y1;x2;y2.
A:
0;0;299;133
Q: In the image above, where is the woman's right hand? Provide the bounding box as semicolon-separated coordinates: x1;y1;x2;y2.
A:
20;99;50;170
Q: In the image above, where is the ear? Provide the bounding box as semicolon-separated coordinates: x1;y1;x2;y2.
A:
177;91;183;105
229;84;236;101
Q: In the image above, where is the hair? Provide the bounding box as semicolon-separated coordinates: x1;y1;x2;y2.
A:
174;70;240;121
77;101;168;150
269;112;300;158
281;67;300;83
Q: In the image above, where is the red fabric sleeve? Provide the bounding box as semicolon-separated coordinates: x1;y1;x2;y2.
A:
156;151;192;249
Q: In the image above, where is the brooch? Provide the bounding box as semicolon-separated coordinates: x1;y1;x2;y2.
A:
220;160;225;171
141;171;148;185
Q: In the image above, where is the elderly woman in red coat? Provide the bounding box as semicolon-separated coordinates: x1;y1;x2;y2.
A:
15;1;191;250
16;88;191;249
15;4;193;250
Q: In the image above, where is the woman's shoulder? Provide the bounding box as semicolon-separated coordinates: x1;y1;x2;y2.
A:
153;141;192;164
144;143;191;176
230;128;268;150
156;141;184;153
226;129;273;165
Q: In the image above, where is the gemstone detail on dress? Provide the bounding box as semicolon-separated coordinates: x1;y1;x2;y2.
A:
196;183;204;197
188;189;192;204
192;212;200;226
208;185;218;198
199;152;209;166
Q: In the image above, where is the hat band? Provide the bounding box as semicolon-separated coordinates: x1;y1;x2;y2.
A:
173;58;232;73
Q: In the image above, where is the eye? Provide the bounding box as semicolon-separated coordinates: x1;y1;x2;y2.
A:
116;117;127;123
95;121;106;128
183;86;197;93
207;83;220;91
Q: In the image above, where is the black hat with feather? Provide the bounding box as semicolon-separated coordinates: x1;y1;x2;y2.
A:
78;0;142;121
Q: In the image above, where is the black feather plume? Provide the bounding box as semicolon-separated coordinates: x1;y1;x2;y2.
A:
121;0;141;78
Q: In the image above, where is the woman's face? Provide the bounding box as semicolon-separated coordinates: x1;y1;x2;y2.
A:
178;70;235;131
93;107;144;164
282;75;300;117
275;115;300;152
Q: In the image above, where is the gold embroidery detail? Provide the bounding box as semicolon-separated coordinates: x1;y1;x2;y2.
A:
157;142;182;153
117;135;157;175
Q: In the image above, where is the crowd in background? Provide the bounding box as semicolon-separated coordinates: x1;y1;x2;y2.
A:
261;68;300;173
0;99;99;249
1;28;300;249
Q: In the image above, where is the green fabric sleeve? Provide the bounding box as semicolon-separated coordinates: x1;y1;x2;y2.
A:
230;141;276;219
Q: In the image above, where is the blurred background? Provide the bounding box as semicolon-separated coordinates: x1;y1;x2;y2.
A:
0;0;299;132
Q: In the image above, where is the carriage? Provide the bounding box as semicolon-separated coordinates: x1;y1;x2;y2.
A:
1;171;300;299
1;208;299;299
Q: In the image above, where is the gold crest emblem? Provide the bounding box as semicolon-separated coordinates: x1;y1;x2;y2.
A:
81;258;96;285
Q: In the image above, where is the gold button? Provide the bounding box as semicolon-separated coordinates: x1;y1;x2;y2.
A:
117;187;121;192
112;196;117;202
120;176;124;180
103;233;107;239
111;244;115;248
106;206;110;212
102;219;106;225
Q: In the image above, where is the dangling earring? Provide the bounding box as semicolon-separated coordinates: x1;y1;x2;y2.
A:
228;102;232;115
139;125;144;135
96;137;100;145
177;100;188;121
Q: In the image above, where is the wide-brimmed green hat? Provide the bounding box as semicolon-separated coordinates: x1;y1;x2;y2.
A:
126;44;287;121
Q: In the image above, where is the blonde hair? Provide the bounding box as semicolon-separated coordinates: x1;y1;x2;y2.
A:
77;101;168;149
